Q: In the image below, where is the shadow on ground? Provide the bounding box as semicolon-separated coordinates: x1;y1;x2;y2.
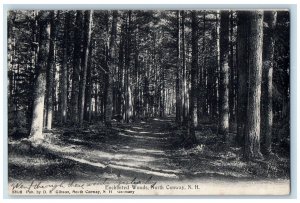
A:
8;117;290;183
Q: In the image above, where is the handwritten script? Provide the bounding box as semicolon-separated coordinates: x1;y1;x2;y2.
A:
9;176;202;195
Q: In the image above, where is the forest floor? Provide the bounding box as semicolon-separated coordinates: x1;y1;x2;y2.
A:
8;117;290;184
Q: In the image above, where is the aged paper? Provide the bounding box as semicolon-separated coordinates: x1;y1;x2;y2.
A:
9;179;290;195
7;9;291;196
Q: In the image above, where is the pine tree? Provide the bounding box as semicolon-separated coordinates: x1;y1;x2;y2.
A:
29;11;51;142
79;10;93;125
219;10;230;139
261;11;277;156
105;10;117;126
45;11;56;130
70;11;83;123
236;11;250;145
60;11;71;124
244;11;264;159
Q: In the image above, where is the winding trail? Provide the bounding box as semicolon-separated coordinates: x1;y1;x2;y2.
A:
39;117;184;181
9;117;290;184
107;117;182;179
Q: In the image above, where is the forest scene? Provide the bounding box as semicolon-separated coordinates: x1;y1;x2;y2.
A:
7;9;290;194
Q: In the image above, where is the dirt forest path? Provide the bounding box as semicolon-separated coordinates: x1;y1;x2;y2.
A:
107;118;182;179
9;117;186;182
9;117;290;183
52;117;186;181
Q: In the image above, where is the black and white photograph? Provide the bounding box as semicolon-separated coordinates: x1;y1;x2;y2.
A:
7;9;291;195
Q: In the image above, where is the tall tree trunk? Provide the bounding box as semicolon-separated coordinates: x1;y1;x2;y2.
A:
219;11;230;139
244;11;264;160
175;11;181;124
177;11;188;125
212;11;220;120
181;10;188;125
191;12;197;124
85;42;93;122
134;27;140;118
94;83;98;119
198;11;206;122
229;11;236;124
118;23;125;118
160;63;165;117
79;10;93;125
188;11;198;142
125;11;132;123
70;11;83;124
143;53;149;118
29;11;51;142
236;11;250;145
45;11;56;130
60;11;71;124
261;11;277;156
105;10;117;126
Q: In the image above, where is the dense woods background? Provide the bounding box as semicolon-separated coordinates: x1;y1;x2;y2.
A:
8;10;290;182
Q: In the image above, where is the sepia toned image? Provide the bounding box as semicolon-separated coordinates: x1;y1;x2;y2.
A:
7;9;290;195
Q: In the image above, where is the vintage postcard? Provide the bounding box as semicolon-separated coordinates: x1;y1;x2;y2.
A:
7;9;290;195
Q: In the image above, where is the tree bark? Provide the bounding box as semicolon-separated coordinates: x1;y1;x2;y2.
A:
60;11;71;124
229;11;236;123
175;11;181;124
85;42;93;122
181;10;188;125
179;10;189;125
191;12;198;121
236;11;250;145
198;11;206;122
79;10;93;125
70;11;83;124
212;11;220;120
29;11;51;142
188;11;199;141
219;10;230;139
125;11;132;123
244;11;264;160
261;11;277;156
160;69;165;117
118;23;125;118
105;10;117;126
45;11;56;130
